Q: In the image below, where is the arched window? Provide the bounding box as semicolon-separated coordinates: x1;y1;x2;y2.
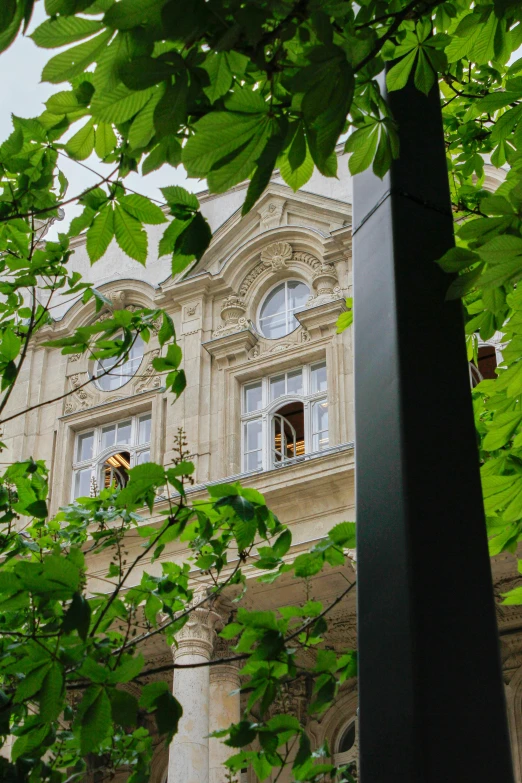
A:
258;280;309;339
470;343;498;387
72;413;151;499
94;333;145;391
241;362;328;472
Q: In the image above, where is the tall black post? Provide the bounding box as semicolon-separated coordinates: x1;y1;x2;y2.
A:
353;71;514;783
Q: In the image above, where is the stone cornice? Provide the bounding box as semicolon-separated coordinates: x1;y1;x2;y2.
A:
295;298;348;339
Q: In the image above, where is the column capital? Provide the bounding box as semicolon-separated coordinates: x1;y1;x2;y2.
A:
172;601;221;661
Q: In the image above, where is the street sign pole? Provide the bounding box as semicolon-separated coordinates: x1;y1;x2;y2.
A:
353;69;514;783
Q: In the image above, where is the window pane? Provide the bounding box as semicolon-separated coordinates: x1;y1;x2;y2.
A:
246;419;262;452
137;449;150;465
260;313;287;340
77;432;94;462
288;280;309;312
311;362;327;393
244;382;262;413
260;283;285;318
287;369;303;395
139;415;152;444
313;400;328;432
246;450;262;471
270;374;285;401
312;401;329;451
75;468;91;498
101;425;116;451
117;420;132;444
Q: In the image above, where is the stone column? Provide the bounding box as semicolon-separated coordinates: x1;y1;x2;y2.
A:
168;607;217;783
209;639;241;783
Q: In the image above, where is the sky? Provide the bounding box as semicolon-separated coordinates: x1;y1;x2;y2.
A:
0;2;201;238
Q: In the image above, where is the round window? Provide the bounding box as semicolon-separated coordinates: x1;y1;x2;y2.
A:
259;280;309;339
94;334;144;392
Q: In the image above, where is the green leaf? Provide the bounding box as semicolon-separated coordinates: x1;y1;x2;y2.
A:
436;247;480;273
95;122;117;158
154;78;188;138
279;132;314;191
347;124;379;175
386;49;418;92
91;84;155;124
226;721;258;748
502;587;522;605
65;118;95;160
328;521;356;547
114;204;147;264
110;689;138;727
119;194;166;224
42;29;113;84
86;204;114;263
110;653;144;683
483;413;522;451
31;16;103;48
414;49;435;96
154;691;183;740
0;0;16;37
174;211;212;261
183;111;263;178
62;592;91;640
203;52;233;103
79;686;112;755
128;89;163;150
158;312;175;346
39;663;63;722
336;309;353;334
140;680;169;710
142;136;182;174
161;185;199;211
15;661;51;703
272;529;292;559
104;0;163;30
120;56;177;91
152;343;182;371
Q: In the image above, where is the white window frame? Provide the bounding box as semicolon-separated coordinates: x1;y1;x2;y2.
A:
241;361;328;472
257;279;310;339
71;412;151;500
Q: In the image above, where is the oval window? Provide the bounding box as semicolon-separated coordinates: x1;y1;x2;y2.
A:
259;281;309;339
94;334;144;392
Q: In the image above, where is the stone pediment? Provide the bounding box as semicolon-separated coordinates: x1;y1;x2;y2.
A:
187;182;352;281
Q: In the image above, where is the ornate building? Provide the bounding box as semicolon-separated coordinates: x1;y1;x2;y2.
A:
2;156;521;782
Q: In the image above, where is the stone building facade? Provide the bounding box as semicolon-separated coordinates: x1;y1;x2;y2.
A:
2;156;522;782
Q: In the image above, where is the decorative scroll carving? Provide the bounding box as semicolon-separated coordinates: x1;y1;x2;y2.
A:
63;372;96;414
133;349;161;394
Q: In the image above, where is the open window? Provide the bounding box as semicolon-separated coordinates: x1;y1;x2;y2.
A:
72;413;151;499
470;343;498;387
241;362;328;472
102;451;130;489
272;401;305;464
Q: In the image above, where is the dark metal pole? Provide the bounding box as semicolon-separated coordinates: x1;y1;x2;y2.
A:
353;69;514;783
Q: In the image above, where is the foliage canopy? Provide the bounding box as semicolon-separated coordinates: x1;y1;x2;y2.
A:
1;0;522;780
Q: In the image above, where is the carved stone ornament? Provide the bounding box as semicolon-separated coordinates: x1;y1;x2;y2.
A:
260;241;293;271
106;290;126;309
212;294;248;338
133;349;161;394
